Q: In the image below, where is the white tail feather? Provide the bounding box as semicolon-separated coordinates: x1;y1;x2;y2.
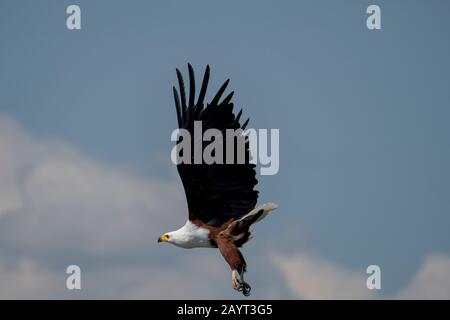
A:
239;202;278;224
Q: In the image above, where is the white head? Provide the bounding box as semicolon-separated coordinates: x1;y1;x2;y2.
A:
157;231;175;245
157;229;192;248
157;221;212;249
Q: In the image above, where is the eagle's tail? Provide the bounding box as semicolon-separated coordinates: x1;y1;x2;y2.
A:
238;202;278;227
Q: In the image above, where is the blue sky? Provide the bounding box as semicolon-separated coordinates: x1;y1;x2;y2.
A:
1;0;450;299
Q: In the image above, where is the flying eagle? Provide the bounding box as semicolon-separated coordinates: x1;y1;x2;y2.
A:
158;64;277;296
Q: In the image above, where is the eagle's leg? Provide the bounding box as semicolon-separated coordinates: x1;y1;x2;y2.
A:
239;268;251;297
231;270;241;291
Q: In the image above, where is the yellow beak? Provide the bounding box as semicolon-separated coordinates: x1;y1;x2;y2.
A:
158;234;169;243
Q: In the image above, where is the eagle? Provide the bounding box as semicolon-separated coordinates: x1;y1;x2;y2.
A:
158;64;278;296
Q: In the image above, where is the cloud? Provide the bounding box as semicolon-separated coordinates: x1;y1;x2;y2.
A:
394;254;450;300
0;259;62;300
125;255;227;299
274;254;375;299
274;253;450;300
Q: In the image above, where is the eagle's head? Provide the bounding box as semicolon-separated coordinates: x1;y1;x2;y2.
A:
157;221;212;249
157;229;192;247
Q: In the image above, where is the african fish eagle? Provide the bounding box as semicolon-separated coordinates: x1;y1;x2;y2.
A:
158;64;278;296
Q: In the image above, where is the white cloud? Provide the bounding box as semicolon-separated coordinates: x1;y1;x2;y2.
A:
394;254;450;300
274;253;375;299
275;253;450;300
125;255;227;299
0;254;232;299
0;260;62;300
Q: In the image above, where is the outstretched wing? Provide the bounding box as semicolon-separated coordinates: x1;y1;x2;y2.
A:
172;64;258;226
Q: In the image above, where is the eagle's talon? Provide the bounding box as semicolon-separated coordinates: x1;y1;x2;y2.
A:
241;282;251;296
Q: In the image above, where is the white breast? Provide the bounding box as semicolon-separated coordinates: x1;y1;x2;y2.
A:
169;220;213;249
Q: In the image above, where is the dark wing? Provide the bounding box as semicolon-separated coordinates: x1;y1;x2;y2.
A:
172;64;258;226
